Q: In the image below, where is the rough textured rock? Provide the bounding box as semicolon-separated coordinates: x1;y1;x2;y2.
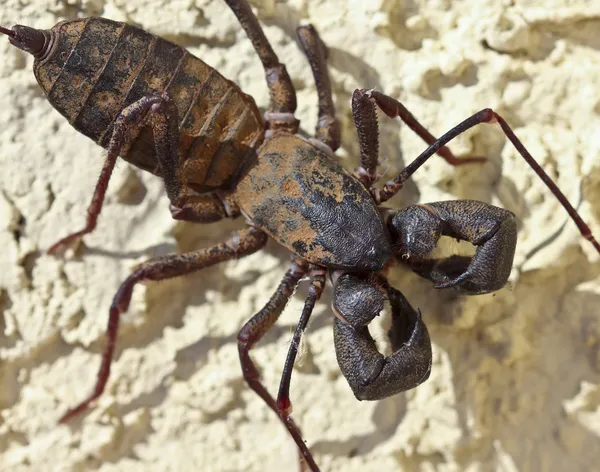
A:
1;0;600;471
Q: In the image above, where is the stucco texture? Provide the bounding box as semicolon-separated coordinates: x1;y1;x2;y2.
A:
1;0;600;471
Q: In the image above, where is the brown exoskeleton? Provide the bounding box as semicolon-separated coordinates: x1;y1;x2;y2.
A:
3;1;599;470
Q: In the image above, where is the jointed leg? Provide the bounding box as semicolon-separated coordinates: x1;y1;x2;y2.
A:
276;271;326;416
276;271;325;472
379;108;600;254
238;261;323;472
48;96;162;254
47;151;115;254
296;25;341;152
224;0;297;131
49;93;232;254
147;95;242;221
351;88;485;190
59;227;267;423
351;89;380;188
170;193;240;223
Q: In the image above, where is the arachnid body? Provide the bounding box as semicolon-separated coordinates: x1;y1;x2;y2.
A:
2;1;599;471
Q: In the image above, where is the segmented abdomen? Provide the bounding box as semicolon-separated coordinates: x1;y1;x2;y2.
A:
34;17;264;192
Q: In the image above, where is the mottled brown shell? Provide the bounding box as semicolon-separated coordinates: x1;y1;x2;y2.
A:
33;17;264;192
235;134;391;270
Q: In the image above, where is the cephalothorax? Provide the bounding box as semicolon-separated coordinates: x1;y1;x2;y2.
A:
3;2;599;471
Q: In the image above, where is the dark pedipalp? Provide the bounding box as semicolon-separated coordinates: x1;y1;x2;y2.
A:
388;200;517;294
332;272;432;401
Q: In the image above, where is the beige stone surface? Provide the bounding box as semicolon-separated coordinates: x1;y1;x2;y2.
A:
2;0;600;471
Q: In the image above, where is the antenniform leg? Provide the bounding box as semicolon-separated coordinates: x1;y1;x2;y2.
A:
332;273;432;401
387;200;517;294
238;261;324;472
59;227;267;424
378;108;600;256
351;88;484;190
224;0;297;131
296;25;341;152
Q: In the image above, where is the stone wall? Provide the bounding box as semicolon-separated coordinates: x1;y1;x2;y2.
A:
1;1;600;471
